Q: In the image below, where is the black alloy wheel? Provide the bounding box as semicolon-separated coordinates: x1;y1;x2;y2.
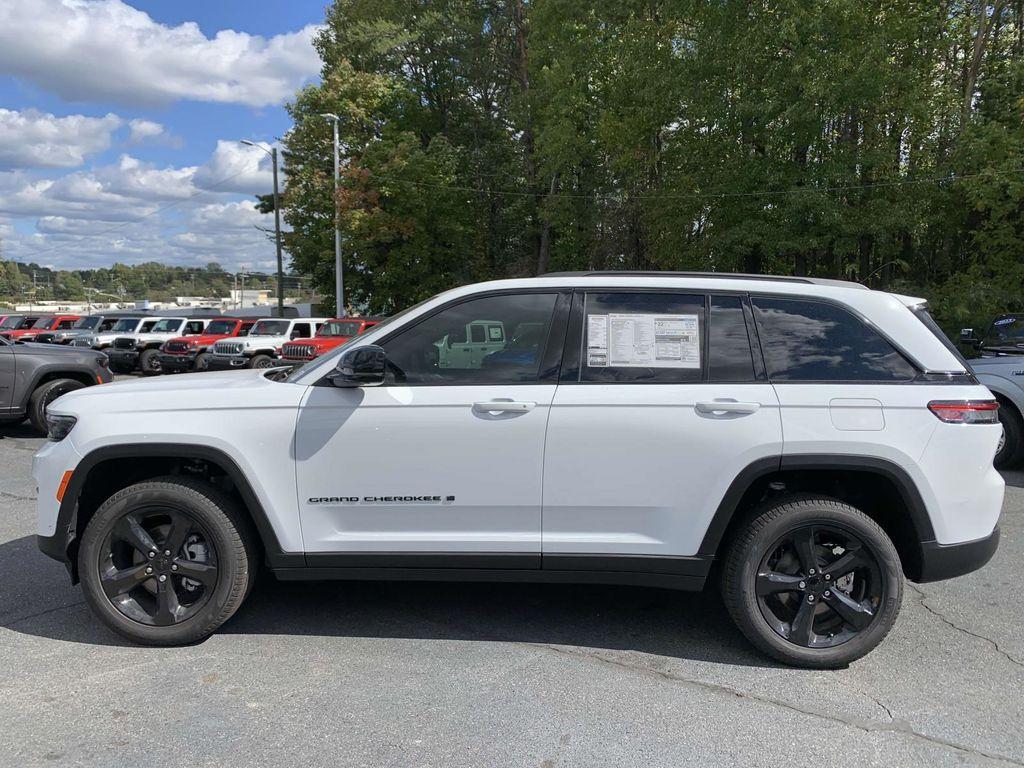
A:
140;348;162;375
755;525;881;648
99;507;219;627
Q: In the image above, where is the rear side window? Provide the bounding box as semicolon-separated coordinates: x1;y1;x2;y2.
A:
752;297;916;382
582;293;704;383
709;296;756;381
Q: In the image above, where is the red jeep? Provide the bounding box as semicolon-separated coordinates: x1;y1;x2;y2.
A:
280;317;381;365
1;314;80;342
158;317;256;373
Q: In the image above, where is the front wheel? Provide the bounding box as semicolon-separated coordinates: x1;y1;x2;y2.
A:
193;352;212;372
78;477;256;645
722;497;902;668
139;348;162;376
28;378;85;434
249;354;276;369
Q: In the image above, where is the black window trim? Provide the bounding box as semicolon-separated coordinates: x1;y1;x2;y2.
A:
315;287;572;388
749;293;927;385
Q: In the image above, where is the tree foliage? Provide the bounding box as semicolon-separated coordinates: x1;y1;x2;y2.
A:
282;0;1024;331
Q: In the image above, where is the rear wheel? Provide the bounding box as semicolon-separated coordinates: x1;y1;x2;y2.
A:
994;402;1023;469
78;477;256;645
722;497;902;668
139;348;162;376
28;378;85;434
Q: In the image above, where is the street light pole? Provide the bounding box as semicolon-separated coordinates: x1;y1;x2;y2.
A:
320;113;344;317
241;140;285;316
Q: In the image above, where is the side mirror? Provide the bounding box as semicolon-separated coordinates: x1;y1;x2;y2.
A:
330;344;386;387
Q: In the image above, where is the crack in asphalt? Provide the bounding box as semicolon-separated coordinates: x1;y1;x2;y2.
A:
907;583;1024;669
0;600;86;630
0;489;37;502
538;643;1024;766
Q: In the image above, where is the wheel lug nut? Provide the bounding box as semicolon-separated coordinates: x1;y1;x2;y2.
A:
148;551;155;558
146;567;153;574
808;568;816;575
824;590;831;597
171;564;178;571
824;574;831;581
807;595;815;602
163;550;171;557
158;574;167;582
799;581;806;589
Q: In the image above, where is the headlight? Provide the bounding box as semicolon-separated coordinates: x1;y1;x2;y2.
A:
97;353;109;369
46;414;77;442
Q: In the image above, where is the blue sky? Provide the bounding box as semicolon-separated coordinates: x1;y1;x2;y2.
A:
0;0;327;273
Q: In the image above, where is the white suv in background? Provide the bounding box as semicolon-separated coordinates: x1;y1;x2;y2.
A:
71;315;158;351
208;317;328;369
107;317;216;375
34;273;1002;667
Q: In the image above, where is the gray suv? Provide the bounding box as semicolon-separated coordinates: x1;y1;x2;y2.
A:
961;315;1024;467
0;336;113;434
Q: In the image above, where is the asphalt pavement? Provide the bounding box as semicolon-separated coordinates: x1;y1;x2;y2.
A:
1;422;1021;767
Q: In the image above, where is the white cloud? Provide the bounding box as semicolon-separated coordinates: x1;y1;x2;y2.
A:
127;119;165;144
0;0;321;107
0;108;122;169
192;140;276;195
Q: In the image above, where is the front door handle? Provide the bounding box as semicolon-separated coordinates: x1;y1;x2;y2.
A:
695;400;760;415
472;400;536;414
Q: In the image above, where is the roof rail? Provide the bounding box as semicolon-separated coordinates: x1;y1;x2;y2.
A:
541;270;867;289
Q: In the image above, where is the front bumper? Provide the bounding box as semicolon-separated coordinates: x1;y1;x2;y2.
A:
916;527;1000;582
107;349;139;370
208;354;251;370
158;352;196;372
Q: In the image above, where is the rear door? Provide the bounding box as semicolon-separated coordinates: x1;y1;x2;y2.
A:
541;291;783;569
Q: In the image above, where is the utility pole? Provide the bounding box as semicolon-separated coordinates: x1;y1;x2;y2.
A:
320;113;344;317
240;140;285;315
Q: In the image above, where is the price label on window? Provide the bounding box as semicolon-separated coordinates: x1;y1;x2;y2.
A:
587;313;699;368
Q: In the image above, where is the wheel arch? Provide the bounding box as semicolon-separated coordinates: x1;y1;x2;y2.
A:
700;455;936;581
21;364;98;409
57;443;299;582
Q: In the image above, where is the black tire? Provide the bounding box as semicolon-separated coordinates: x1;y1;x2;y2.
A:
193;352;212;372
249;354;275;369
28;378;85;434
722;496;903;669
994;402;1023;469
139;348;162;376
78;477;256;646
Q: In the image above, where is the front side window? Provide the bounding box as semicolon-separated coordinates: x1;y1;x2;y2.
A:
57;319;76;329
752;296;916;381
111;318;139;332
581;292;704;383
291;323;311;339
382;293;558;384
204;320;237;335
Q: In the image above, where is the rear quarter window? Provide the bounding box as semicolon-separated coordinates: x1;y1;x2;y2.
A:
752;296;917;382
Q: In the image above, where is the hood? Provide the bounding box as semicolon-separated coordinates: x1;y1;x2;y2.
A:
167;333;231;346
301;336;349;351
969;355;1024;371
49;368;301;417
16;341;103;358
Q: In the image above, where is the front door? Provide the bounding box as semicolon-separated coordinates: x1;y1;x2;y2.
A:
295;291;567;563
541;291;783;567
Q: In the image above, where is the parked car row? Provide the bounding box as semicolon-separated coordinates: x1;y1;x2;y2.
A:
0;310;382;375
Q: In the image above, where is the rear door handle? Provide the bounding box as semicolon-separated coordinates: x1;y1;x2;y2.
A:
472;400;536;414
695;400;760;415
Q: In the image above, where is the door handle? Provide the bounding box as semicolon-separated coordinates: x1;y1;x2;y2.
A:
472;400;536;414
695;400;760;415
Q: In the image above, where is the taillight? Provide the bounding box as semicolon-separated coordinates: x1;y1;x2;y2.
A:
927;400;999;424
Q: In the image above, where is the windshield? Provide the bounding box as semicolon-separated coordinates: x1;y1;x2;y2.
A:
0;315;25;330
76;316;102;329
320;320;364;337
250;320;290;336
31;316;54;329
983;315;1024;348
149;319;184;333
111;318;140;332
204;320;237;335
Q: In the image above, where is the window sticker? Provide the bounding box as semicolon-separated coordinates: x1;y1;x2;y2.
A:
488;325;503;340
588;313;699;368
586;314;609;366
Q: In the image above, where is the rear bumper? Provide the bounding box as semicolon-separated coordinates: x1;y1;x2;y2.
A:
916;527;1000;583
208;354;251;369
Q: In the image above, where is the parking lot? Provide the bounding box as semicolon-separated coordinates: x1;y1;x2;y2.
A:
0;424;1021;767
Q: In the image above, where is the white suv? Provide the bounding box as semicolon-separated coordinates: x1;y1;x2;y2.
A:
107;317;217;375
208;317;328;369
34;273;1003;667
